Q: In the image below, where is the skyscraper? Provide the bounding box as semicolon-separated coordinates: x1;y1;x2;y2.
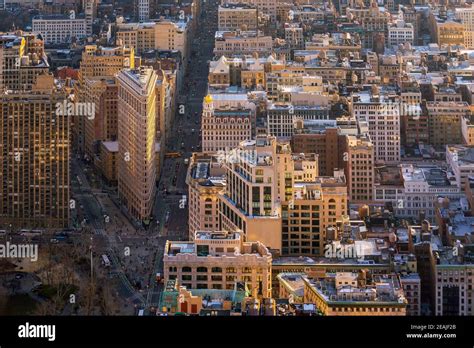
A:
0;74;70;228
117;67;157;223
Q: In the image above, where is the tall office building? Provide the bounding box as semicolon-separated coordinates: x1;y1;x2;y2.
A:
281;170;347;256
345;134;374;203
352;89;401;164
0;33;49;91
0;75;70;228
218;135;283;251
186;153;226;239
427;102;469;147
83;77;118;159
75;44;134;154
137;0;150;21
117;67;157;222
83;0;97;36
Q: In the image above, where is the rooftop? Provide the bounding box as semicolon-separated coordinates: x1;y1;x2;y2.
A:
304;273;407;305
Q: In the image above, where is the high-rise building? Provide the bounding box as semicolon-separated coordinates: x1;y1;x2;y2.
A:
429;13;465;47
352;89;401;164
427;102;469;147
455;5;474;47
83;77;118;159
281;169;347;256
435;246;474;316
218;136;283;252
201;94;254;152
78;45;135;79
75;45;134;155
137;0;149;21
345;134;374;203
0;33;49;91
186;153;226;239
292;127;347;177
83;0;96;36
0;75;70;228
117;67;158;222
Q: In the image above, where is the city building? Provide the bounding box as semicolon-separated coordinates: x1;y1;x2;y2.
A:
218;4;258;31
0;33;50;91
455;5;474;47
303;271;408;316
214;31;273;57
221;0;276;21
186;153;226;239
97;141;118;185
352;89;401;164
201;94;254;152
0;75;70;228
117;20;189;61
32;12;87;44
388;19;414;47
137;0;149;21
345;134;374;203
267;103;330;138
292;127;347;177
426;102;469;147
429;14;465;47
374;164;463;221
285;25;304;50
435;247;474;315
163;231;273;297
116;67;158;222
75;45;134;156
218;136;283;252
277;273;305;303
281;170;348;256
82;77;117;159
446;145;474;191
346;1;389;50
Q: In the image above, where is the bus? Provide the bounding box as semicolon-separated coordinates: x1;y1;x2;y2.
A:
20;229;43;237
101;254;111;267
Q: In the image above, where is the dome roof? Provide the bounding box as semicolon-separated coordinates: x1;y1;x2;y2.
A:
204;94;213;104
